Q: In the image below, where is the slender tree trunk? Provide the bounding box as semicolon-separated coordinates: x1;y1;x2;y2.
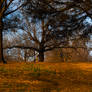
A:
24;49;27;62
0;19;7;63
38;51;44;62
33;50;36;62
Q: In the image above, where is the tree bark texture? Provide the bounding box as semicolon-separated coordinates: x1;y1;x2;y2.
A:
38;51;44;62
0;19;7;63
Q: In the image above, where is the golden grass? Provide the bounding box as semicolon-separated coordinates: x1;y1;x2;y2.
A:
0;61;92;92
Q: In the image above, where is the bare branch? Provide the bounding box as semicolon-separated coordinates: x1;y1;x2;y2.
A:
4;3;23;17
4;46;40;52
45;46;87;52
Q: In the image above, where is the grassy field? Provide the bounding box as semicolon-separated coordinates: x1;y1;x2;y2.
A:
0;61;92;92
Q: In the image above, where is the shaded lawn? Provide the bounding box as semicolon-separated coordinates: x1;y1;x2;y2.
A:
0;62;92;92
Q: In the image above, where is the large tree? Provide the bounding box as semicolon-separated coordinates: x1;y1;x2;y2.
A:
21;0;92;61
7;11;89;62
4;0;92;62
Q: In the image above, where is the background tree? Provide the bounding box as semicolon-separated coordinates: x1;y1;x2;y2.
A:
21;0;92;62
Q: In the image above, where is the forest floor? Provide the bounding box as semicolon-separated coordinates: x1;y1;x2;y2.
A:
0;61;92;92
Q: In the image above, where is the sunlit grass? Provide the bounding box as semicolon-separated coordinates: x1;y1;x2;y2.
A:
0;62;92;91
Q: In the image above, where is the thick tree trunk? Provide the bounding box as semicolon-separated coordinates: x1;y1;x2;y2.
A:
0;19;7;63
38;51;44;62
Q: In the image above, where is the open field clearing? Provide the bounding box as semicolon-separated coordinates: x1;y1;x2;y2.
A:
0;62;92;92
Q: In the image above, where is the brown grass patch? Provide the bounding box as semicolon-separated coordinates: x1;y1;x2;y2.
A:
0;62;92;92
